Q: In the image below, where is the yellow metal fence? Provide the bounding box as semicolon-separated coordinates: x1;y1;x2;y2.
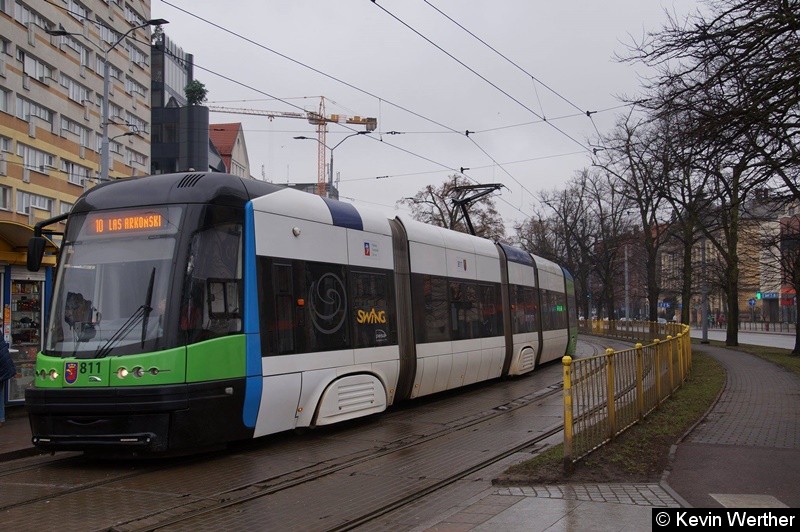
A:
563;320;692;466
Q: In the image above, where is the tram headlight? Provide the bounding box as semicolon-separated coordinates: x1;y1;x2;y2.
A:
48;369;59;381
132;366;144;378
116;367;129;379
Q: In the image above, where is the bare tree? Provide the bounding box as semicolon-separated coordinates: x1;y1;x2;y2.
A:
398;175;506;241
624;0;796;344
778;215;800;355
526;177;598;318
558;169;633;319
593;113;672;322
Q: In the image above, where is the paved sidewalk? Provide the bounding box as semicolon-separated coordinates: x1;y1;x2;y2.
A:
413;342;800;530
663;344;800;508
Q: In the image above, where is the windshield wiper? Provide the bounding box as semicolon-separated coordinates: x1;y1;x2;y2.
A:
140;267;156;347
94;268;155;359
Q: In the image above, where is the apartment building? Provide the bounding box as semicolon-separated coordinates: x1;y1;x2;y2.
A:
0;0;155;404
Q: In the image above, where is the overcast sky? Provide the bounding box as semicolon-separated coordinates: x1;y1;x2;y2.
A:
153;0;699;232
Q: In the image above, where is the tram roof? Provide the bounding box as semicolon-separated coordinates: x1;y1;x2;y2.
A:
72;173;284;213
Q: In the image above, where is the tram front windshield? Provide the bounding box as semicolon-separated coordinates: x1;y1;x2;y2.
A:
45;207;182;357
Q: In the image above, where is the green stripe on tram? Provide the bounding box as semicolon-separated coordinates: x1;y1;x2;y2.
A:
186;335;247;382
32;335;247;388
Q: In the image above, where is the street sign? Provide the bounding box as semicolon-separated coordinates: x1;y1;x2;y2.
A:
748;298;756;307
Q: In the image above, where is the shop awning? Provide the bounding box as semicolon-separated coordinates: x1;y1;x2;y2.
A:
0;221;58;267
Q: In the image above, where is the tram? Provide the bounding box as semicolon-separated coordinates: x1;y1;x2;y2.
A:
25;172;577;454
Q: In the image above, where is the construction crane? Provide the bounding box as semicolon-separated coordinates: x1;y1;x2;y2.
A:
209;97;377;196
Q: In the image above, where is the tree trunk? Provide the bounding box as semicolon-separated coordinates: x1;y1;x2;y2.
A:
725;265;739;346
681;233;694;324
793;298;800;356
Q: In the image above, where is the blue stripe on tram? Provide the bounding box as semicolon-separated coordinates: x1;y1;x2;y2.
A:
242;201;262;428
322;197;363;230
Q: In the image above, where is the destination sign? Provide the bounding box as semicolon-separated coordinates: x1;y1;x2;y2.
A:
85;209;168;236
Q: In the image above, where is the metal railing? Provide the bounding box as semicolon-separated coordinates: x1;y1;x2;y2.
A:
562;320;692;467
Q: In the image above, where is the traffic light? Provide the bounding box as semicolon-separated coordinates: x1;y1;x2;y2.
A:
756;291;762;300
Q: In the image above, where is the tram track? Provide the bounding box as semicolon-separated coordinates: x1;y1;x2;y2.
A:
0;450;209;514
114;339;611;530
0;374;563;527
0;339;613;531
328;422;564;532
111;380;566;531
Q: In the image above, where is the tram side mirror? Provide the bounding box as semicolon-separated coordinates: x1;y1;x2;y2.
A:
27;237;47;272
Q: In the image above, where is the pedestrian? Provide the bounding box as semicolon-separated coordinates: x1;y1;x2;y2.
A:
0;339;16;427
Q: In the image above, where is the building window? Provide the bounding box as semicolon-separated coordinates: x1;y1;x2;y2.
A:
109;137;123;155
107;101;124;122
0;135;10;152
61;117;91;147
15;96;54;125
13;1;54;31
16;143;54;174
125;111;147;134
61;159;91;186
126;147;147;167
127;42;148;67
16;190;53;215
99;24;120;47
96;56;123;81
125;76;148;97
62;35;91;66
124;4;145;26
0;88;9;114
66;0;88;20
231;161;246;177
59;73;91;103
17;50;54;83
97;132;125;154
60;201;73;216
0;186;10;211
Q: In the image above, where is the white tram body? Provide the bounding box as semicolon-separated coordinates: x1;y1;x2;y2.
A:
250;190;399;435
504;252;540;375
248;188;572;434
534;255;571;365
399;215;506;397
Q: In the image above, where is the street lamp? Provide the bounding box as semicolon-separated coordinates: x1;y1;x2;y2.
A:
293;131;369;198
47;18;168;182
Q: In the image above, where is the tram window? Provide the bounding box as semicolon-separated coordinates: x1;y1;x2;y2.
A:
554;292;567;328
411;274;449;343
257;259;296;356
207;278;241;318
480;283;502;337
450;281;501;340
450;281;480;340
183;223;243;341
302;262;349;352
540;289;567;331
540;290;552;331
350;270;396;348
510;285;538;334
273;263;294;355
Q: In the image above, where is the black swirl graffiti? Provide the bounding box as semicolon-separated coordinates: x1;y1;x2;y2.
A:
308;272;347;334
